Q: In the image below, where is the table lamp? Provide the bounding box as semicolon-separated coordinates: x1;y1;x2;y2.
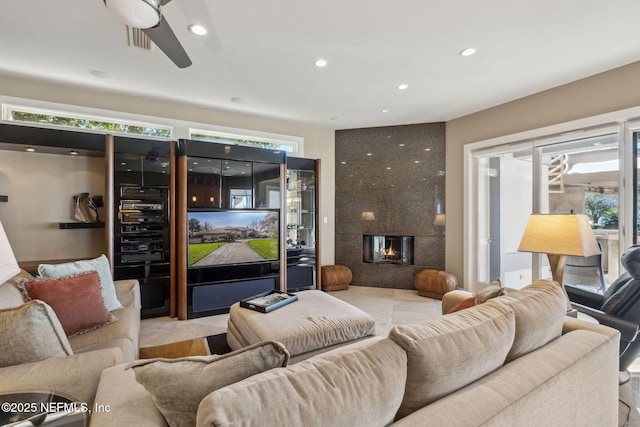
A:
517;214;601;311
0;220;20;283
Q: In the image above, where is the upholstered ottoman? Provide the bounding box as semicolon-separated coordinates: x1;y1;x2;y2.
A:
320;264;352;291
414;269;458;299
227;290;375;363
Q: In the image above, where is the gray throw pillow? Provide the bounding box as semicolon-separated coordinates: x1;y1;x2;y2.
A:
0;300;73;367
129;340;289;427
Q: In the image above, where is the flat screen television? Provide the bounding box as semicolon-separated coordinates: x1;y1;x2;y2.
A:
187;210;279;268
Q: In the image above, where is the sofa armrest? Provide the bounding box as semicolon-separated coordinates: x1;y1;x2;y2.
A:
441;290;473;314
114;279;141;310
0;347;123;406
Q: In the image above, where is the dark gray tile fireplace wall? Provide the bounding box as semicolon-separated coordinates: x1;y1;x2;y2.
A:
335;122;446;289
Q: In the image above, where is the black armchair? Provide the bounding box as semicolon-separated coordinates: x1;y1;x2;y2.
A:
565;245;640;377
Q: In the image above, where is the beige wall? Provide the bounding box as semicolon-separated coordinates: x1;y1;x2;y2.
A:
0;151;106;261
0;73;336;265
445;61;640;288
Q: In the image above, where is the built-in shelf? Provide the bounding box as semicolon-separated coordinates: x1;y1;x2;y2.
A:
0;195;7;202
59;222;105;229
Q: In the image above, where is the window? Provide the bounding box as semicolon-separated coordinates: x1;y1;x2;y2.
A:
468;125;626;291
2;104;172;138
190;129;297;153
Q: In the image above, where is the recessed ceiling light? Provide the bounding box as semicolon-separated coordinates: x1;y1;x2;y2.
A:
69;150;79;155
314;59;328;68
381;109;390;113
399;143;405;147
386;167;391;170
26;147;35;152
459;47;477;57
397;83;409;90
189;24;208;36
341;161;347;165
366;153;373;156
414;160;420;164
425;148;431;151
231;97;247;104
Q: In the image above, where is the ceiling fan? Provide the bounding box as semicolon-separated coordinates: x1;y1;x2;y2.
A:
103;0;192;68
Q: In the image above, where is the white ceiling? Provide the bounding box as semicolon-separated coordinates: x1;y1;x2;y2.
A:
2;0;640;130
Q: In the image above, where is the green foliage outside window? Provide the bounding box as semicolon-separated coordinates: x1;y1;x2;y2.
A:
10;111;171;138
584;193;618;229
190;132;294;152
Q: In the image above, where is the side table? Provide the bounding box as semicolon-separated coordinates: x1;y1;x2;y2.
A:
0;390;88;426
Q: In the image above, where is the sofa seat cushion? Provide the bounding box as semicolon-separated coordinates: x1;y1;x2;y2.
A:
492;280;566;362
197;337;407;427
0;300;73;367
130;341;289;427
0;347;123;406
389;300;516;419
69;306;140;361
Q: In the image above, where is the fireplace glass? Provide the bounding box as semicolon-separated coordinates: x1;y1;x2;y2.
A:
362;235;414;265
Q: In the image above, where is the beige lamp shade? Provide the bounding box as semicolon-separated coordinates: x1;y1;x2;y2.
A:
517;214;600;257
361;212;375;221
0;220;19;283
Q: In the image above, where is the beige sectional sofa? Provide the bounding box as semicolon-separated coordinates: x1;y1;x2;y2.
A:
0;269;141;406
90;280;619;427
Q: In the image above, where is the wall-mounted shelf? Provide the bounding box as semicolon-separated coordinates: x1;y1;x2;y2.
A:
59;222;105;229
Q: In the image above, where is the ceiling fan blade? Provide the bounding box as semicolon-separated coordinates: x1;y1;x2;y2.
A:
160;0;173;5
143;16;192;68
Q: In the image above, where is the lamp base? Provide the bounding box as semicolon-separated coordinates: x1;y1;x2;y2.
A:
547;253;574;313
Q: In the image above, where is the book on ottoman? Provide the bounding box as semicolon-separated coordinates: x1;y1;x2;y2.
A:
240;290;298;313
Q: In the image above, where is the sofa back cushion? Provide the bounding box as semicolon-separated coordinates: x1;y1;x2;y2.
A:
0;300;73;367
0;270;33;310
389;302;515;419
130;340;289;427
492;280;566;362
197;337;407;427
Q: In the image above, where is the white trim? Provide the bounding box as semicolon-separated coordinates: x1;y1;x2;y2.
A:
189;127;300;153
2;103;173;139
0;95;305;155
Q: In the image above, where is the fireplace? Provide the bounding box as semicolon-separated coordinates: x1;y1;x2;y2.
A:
362;235;414;265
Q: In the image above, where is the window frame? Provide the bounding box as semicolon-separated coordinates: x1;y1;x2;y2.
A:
2;104;173;139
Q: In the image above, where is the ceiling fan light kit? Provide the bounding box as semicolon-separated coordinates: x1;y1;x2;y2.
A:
104;0;161;29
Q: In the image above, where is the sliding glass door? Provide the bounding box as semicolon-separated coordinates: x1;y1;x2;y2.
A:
471;126;624;291
474;145;533;289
